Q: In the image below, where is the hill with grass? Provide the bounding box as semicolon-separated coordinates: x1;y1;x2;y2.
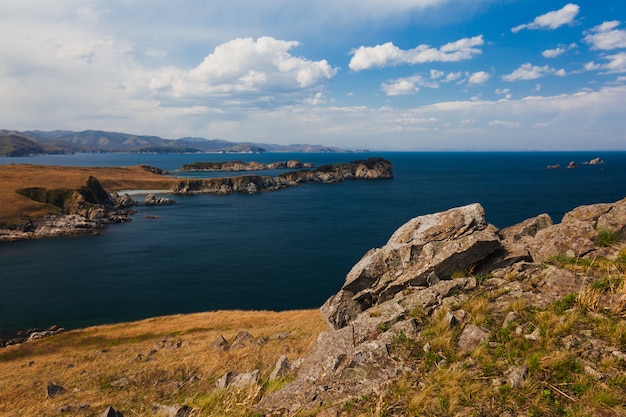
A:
0;198;624;416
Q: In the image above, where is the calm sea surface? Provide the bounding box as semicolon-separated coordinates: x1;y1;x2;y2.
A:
1;151;625;333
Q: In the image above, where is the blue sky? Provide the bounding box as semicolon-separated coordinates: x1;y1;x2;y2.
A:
1;1;626;150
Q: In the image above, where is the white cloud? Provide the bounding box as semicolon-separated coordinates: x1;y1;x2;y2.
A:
584;52;626;74
502;63;565;81
430;69;444;79
584;21;626;50
512;3;579;33
381;74;439;96
542;47;566;58
468;71;490;84
349;35;483;71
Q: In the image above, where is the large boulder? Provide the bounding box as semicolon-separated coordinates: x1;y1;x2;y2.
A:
321;203;501;329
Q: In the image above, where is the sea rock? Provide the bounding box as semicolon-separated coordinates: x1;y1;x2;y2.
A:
587;157;605;165
547;164;561;169
567;161;578;169
144;193;176;205
321;203;500;329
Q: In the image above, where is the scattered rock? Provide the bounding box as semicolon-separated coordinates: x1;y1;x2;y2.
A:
458;325;491;352
212;334;229;351
587;157;605;165
567;161;578;169
98;406;124;417
269;355;292;380
524;328;542;342
547;164;561;169
230;331;254;349
584;365;605;381
507;366;528;388
46;383;66;398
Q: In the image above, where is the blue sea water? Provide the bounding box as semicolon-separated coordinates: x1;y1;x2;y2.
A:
1;151;625;333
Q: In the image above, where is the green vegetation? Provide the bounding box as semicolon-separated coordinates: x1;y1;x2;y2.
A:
597;228;621;247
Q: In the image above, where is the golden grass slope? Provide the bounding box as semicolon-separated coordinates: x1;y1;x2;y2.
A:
0;309;327;416
0;164;179;225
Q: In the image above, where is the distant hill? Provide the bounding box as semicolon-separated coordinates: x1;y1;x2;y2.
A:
0;129;352;156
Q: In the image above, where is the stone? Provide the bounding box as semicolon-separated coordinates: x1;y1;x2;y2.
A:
98;406;124;417
567;161;578;169
230;370;260;388
144;193;175;205
46;383;66;398
321;204;501;329
507;366;528;388
215;371;238;389
269;355;292;380
230;331;254;349
458;325;490;352
212;334;229;351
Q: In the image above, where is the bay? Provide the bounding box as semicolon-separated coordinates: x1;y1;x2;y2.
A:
1;151;625;333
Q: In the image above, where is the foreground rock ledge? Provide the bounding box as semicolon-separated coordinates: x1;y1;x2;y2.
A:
253;197;626;415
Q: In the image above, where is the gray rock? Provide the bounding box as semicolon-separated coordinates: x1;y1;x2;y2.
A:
144;193;175;205
46;383;66;398
230;370;260;388
458;324;490;352
321;204;501;329
507;366;528;388
98;406;124;417
269;355;292;380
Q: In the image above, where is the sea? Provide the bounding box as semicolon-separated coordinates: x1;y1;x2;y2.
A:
1;151;625;335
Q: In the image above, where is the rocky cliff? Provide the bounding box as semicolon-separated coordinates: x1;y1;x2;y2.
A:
179;159;314;171
254;198;626;415
170;157;393;194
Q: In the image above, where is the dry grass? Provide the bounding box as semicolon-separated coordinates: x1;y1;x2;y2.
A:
0;164;179;224
0;309;327;416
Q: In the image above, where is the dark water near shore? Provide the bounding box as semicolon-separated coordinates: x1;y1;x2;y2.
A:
1;151;625;333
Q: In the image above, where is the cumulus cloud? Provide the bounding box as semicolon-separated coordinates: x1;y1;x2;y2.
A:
151;37;338;105
512;3;579;33
584;21;626;50
502;63;565;81
349;35;483;71
488;120;522;128
541;43;577;59
468;71;490;84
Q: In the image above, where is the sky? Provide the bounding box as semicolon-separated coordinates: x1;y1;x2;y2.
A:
1;1;626;151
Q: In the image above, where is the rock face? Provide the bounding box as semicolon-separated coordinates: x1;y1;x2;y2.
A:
171;158;393;195
179;160;314;172
321;204;501;329
254;197;626;415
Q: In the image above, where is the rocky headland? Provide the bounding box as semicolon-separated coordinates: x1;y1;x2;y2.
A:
179;159;315;172
170;157;393;194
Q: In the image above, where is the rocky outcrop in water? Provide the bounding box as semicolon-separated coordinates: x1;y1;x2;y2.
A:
171;158;393;195
253;197;626;415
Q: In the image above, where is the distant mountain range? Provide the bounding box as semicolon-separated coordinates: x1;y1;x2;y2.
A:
0;129;355;156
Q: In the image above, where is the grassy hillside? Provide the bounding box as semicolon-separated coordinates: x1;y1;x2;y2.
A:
0;310;327;416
